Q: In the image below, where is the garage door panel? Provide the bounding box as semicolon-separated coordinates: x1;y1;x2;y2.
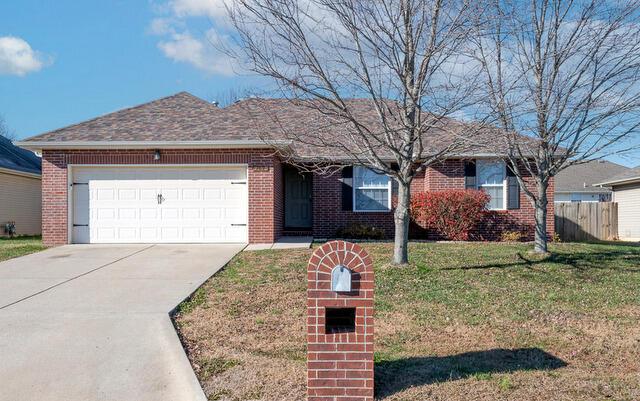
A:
225;208;244;220
118;227;138;241
204;189;222;200
73;167;248;244
140;208;158;219
96;189;115;201
182;188;201;200
225;188;244;200
182;227;202;241
182;208;201;219
140;189;157;201
162;189;180;201
161;208;180;219
140;227;159;242
119;208;137;220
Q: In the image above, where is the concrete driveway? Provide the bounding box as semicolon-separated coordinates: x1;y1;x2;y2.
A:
0;244;243;401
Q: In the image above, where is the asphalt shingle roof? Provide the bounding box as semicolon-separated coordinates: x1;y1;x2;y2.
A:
555;160;629;193
595;165;640;186
21;92;535;159
0;135;41;175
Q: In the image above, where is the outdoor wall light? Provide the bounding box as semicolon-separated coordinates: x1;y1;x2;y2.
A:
153;150;161;161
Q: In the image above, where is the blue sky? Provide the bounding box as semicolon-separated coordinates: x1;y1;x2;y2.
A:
1;0;638;167
0;0;264;140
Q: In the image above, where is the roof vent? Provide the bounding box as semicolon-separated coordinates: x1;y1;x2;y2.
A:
211;100;219;107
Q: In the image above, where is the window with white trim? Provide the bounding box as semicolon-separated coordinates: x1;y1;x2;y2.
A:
477;159;506;210
353;166;392;211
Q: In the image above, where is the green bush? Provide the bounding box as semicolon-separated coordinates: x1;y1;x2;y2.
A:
335;223;385;240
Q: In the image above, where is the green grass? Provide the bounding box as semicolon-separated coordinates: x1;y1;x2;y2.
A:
175;287;208;314
0;236;45;262
176;241;640;401
371;242;640;326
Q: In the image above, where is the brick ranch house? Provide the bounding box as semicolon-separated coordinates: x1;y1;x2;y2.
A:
17;92;553;246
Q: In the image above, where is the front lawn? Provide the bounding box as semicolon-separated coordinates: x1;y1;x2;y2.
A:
174;242;640;401
0;236;45;262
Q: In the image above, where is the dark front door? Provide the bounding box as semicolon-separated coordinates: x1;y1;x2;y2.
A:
284;168;312;228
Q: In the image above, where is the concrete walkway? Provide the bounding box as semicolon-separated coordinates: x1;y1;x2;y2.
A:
244;236;313;251
0;244;243;401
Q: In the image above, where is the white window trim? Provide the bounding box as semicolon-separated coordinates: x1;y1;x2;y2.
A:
352;166;393;212
476;159;507;211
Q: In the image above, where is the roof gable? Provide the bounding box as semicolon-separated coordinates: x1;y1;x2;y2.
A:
22;92;230;143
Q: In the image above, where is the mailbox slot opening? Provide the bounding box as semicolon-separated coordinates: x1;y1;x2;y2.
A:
325;307;356;334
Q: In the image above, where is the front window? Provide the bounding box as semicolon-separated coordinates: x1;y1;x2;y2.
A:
353;166;391;211
477;159;506;210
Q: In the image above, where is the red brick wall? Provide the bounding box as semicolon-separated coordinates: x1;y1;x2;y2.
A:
41;152;68;246
310;161;554;241
307;241;374;401
424;159;555;240
312;171;395;238
40;149;280;246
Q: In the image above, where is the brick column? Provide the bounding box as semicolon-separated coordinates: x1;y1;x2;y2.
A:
307;240;374;401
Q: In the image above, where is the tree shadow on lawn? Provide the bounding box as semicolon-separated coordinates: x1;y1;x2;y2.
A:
442;249;640;273
375;347;566;397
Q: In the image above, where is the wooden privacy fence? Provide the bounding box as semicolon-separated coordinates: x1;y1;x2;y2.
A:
555;202;618;242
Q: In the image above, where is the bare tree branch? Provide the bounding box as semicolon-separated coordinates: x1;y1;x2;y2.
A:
225;0;483;263
471;0;640;252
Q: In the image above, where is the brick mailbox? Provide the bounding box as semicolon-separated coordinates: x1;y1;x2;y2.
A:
307;240;374;401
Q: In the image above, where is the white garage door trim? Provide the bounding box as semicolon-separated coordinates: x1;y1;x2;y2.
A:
68;164;249;244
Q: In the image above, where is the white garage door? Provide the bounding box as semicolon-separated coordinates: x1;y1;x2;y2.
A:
71;166;248;244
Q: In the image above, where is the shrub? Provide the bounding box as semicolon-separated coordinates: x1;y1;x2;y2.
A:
336;223;385;240
501;230;524;242
410;190;490;241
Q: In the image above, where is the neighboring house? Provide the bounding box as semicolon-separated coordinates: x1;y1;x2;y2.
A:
0;135;42;236
594;167;640;241
16;92;554;246
554;160;629;203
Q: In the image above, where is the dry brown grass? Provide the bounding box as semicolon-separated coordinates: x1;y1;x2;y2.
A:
174;242;640;401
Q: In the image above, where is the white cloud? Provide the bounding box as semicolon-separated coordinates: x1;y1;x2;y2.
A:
0;36;49;76
150;0;237;75
157;30;234;75
170;0;227;19
148;18;177;35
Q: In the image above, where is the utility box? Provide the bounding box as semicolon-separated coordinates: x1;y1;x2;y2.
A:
307;240;374;401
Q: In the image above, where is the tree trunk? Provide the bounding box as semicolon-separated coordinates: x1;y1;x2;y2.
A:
533;181;549;253
393;181;411;265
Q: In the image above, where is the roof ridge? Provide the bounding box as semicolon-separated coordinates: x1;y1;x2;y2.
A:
21;92;206;141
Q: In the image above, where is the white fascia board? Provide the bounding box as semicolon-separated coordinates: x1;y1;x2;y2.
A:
593;176;640;187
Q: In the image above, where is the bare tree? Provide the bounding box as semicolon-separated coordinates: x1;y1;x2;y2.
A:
0;115;16;140
472;0;640;253
227;0;482;264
